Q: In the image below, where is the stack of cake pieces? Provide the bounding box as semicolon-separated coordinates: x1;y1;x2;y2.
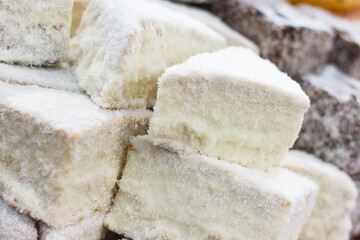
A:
104;47;319;240
1;0;359;239
209;0;360;237
70;0;256;109
0;0;260;239
0;0;151;239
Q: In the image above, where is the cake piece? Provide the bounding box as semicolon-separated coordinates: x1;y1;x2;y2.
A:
154;0;259;51
70;0;228;109
212;0;334;76
298;4;360;80
294;65;360;175
0;82;151;228
104;136;318;240
0;0;74;66
39;213;104;240
351;176;360;238
71;0;89;37
149;47;310;170
0;197;37;240
0;63;80;92
283;150;357;240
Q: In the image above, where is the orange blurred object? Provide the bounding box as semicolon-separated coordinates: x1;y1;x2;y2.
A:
288;0;360;13
342;6;360;18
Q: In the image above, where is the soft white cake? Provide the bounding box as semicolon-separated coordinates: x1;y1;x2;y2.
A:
70;0;228;109
39;213;104;240
283;150;357;240
0;82;151;228
0;197;37;240
0;0;74;66
0;63;80;92
104;136;318;240
149;47;310;170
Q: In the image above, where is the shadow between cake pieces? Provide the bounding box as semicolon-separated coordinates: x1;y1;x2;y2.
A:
104;136;318;240
0;81;151;228
351;177;360;238
149;47;310;170
70;0;257;109
211;0;334;77
0;0;74;66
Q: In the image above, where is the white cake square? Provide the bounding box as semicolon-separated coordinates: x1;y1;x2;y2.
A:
104;136;318;240
149;47;310;169
0;0;73;66
0;82;151;228
70;0;229;109
283;150;357;240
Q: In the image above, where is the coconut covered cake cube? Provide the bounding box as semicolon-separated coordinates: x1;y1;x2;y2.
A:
39;213;104;240
0;197;37;240
283;150;357;240
149;47;310;170
0;0;74;66
211;0;334;77
0;82;151;228
70;0;229;109
294;65;360;175
104;136;318;240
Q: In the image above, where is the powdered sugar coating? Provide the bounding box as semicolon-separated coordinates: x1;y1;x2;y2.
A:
105;136;318;240
0;197;37;240
150;47;309;169
161;47;308;104
0;82;125;134
0;0;74;65
0;63;80;92
71;0;227;109
0;82;152;227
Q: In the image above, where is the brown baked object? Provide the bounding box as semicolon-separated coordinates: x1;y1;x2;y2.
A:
294;65;360;175
212;0;334;77
299;4;360;80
